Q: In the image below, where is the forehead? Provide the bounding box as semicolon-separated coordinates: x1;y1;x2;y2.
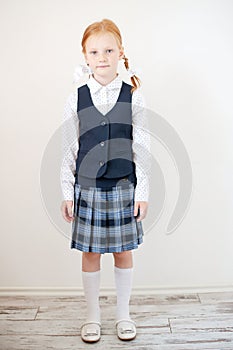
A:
85;32;119;48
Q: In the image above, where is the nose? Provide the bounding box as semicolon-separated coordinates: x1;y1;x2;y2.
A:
99;52;107;61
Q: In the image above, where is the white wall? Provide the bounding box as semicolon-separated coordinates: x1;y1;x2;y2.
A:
1;0;233;294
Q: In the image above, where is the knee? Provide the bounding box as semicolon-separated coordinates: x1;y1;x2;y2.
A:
82;252;101;263
113;251;132;263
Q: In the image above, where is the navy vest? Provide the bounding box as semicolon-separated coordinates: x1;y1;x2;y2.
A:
74;81;136;186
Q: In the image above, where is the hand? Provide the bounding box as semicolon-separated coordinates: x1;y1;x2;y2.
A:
134;201;148;222
61;200;75;223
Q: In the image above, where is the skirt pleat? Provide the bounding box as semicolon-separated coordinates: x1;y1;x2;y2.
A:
71;180;144;254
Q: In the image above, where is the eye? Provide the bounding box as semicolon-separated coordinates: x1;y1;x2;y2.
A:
106;49;113;53
90;51;97;55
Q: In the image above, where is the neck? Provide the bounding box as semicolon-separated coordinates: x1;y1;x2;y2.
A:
92;73;118;86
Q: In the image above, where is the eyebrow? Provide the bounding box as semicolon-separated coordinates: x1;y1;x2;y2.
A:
89;47;113;50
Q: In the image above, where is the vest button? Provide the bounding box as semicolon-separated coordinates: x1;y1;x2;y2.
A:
99;161;104;166
101;121;106;126
100;141;105;147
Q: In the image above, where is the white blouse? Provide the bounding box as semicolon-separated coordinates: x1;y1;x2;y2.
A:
60;74;151;202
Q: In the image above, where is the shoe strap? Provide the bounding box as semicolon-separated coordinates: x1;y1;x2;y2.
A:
116;319;136;327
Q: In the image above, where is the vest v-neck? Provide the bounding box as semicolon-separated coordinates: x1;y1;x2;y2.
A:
85;82;124;118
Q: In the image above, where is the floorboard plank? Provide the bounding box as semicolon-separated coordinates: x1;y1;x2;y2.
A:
34;303;233;321
0;332;233;350
198;292;233;304
0;318;170;336
0;307;38;321
170;316;233;333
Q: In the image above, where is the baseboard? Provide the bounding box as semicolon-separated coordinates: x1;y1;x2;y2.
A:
0;284;233;296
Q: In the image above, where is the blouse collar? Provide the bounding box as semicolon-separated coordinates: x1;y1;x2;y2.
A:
87;74;122;94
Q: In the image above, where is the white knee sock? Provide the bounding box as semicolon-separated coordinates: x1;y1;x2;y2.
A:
114;266;133;321
82;270;101;323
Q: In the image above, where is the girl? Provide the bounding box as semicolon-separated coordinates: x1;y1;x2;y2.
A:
60;19;150;343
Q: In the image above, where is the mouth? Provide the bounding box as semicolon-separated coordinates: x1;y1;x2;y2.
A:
96;65;110;68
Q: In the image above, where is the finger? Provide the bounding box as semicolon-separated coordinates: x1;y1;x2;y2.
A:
136;209;147;222
67;204;75;222
61;202;74;223
63;207;70;222
136;211;142;222
61;204;68;221
134;202;139;216
65;211;74;223
67;205;73;218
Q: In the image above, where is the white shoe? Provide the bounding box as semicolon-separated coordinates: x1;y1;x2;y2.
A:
116;319;136;341
81;322;101;343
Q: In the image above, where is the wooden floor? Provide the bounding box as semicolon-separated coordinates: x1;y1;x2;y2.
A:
0;292;233;349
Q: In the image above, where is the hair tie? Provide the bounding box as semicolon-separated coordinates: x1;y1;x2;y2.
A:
127;66;142;78
73;64;92;83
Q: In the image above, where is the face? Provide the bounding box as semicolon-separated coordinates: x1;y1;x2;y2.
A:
84;32;124;82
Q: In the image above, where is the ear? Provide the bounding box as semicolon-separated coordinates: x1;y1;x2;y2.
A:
119;46;124;60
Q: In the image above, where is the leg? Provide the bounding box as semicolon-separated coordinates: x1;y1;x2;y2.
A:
113;251;133;321
82;252;101;272
82;252;101;323
113;250;133;269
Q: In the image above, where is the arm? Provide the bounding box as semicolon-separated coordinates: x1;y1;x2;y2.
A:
132;89;152;221
60;90;79;222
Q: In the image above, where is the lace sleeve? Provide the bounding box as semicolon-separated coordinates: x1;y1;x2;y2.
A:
60;90;79;201
132;89;152;202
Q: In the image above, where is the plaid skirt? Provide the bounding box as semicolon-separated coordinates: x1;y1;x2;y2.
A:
71;179;144;254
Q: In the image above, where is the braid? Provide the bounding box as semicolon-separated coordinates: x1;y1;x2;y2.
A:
123;55;141;93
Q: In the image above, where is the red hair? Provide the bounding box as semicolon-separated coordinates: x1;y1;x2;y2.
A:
81;19;141;92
